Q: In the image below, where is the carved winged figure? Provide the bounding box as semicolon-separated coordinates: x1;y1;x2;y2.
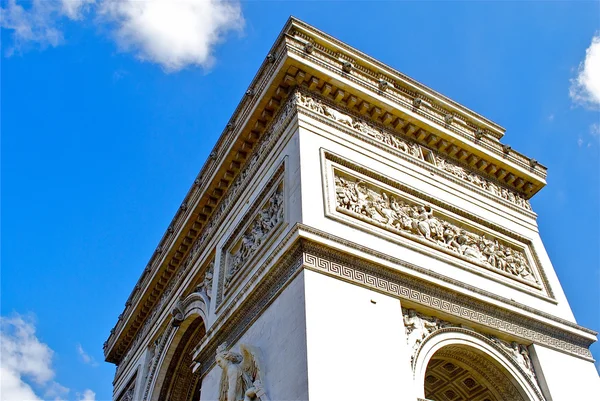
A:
217;343;269;401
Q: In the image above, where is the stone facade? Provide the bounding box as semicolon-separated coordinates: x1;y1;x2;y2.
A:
104;17;598;401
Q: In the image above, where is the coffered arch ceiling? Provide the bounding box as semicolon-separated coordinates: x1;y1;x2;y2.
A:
424;345;527;401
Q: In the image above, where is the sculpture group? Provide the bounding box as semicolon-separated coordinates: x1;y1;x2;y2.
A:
295;91;532;210
216;343;269;401
226;187;284;288
335;175;537;283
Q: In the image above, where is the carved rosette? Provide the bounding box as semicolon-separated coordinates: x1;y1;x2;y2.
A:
333;171;539;286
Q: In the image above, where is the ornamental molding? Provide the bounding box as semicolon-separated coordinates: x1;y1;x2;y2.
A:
296;224;594;337
322;152;553;298
284;20;547;183
301;243;593;361
405;310;540;386
295;89;534;214
216;163;286;308
141;325;176;401
116;372;137;401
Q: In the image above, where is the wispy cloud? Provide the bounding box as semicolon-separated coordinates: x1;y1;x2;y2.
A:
76;343;98;367
1;0;245;71
0;313;67;401
0;0;95;55
76;389;96;401
570;33;600;109
590;122;600;137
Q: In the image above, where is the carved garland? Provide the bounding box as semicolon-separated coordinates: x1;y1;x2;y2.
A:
294;90;533;212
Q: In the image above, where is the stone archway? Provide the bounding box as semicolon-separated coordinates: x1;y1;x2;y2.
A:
157;317;205;401
413;328;545;401
423;345;524;401
146;290;210;401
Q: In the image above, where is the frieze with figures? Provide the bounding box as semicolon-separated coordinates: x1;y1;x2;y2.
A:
333;171;539;285
294;91;532;211
226;183;284;289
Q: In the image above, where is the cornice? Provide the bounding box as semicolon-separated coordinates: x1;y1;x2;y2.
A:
286;17;507;140
282;36;546;197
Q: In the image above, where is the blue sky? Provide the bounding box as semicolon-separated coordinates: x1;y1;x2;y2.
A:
1;1;599;400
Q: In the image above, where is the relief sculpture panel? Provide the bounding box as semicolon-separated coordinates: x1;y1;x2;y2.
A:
226;183;284;289
216;167;286;307
333;170;539;286
295;90;532;211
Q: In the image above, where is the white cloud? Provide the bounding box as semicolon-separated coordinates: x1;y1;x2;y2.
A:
44;381;70;400
1;0;245;71
570;33;600;108
76;389;96;401
61;0;96;20
76;343;98;367
0;314;65;401
0;0;65;55
99;0;244;71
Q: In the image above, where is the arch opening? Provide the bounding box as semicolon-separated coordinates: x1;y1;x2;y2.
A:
157;317;206;401
413;329;544;401
424;344;525;401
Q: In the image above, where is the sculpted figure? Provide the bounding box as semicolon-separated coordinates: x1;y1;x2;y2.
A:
217;343;269;401
323;105;353;126
414;206;436;241
202;263;214;299
403;309;426;355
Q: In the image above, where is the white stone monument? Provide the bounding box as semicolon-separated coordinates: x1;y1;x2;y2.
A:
104;17;599;401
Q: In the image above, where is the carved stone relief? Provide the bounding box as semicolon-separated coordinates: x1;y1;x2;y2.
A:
403;308;455;366
216;343;269;401
295;91;532;210
198;260;214;299
402;308;541;394
224;182;284;291
488;335;537;381
334;172;538;284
